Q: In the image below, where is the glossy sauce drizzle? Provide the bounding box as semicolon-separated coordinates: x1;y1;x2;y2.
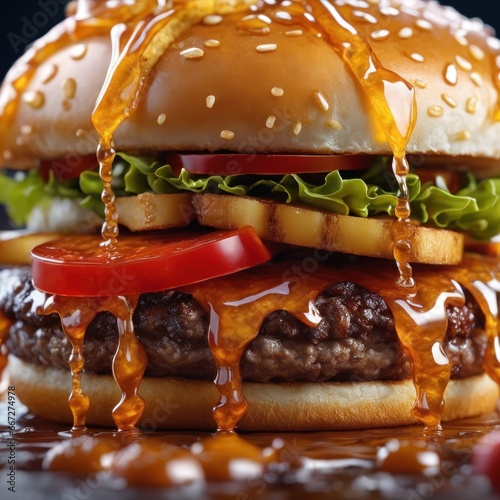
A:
271;0;416;287
38;294;147;432
91;0;257;243
182;256;483;431
87;0;419;431
444;254;500;383
0;0;163;154
3;0;500;436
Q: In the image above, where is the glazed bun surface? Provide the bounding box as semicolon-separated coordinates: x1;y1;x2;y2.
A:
2;0;500;169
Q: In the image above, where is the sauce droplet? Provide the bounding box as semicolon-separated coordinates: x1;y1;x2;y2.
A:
111;439;205;487
376;439;441;475
191;432;266;482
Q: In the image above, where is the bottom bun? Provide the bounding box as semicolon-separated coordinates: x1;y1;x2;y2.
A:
8;356;499;431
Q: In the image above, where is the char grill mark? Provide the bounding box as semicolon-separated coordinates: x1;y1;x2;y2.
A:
0;267;486;383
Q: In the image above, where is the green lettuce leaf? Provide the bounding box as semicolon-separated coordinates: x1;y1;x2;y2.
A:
0;170;81;226
108;153;500;240
2;153;499;241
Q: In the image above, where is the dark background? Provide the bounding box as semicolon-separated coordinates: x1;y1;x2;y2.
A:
0;1;499;230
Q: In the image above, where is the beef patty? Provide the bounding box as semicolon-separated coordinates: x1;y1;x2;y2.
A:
0;266;487;382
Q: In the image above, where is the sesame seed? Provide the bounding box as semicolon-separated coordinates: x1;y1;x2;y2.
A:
427;105;444;118
380;6;399;16
349;0;370;6
285;30;303;36
441;93;457;108
469;44;485;61
398;27;413;39
454;30;468;46
239;14;272;34
266;115;276;128
371;29;390;41
409;53;424;62
455;55;472;71
69;43;88;60
157;113;166;125
455;130;471;141
62;78;77;99
22;90;45;109
256;44;277;53
180;47;204;59
487;36;500;50
415;19;432;30
203;14;222;25
325;119;342;130
304;12;315;23
40;64;58;84
313;90;329;112
274;10;292;22
204;39;220;48
271;87;284;97
414;79;427;88
353;10;377;24
466;96;478;114
206;95;215;108
469;72;483;87
444;64;458;85
20;125;32;135
241;14;271;24
76;129;86;138
220;130;234;140
293;121;302;136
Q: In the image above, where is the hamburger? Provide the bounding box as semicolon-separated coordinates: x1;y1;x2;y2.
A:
0;0;499;432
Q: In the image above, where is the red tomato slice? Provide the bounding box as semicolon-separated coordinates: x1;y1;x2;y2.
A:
30;227;271;297
40;155;98;182
165;153;372;176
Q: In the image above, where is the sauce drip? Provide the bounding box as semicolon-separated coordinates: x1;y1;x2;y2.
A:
86;0;475;433
271;0;416;287
386;285;463;429
2;0;500;436
38;294;147;432
180;253;499;431
443;254;500;384
91;0;258;243
0;0;160;152
0;311;11;379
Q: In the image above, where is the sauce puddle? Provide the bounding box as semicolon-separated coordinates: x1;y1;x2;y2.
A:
1;0;500;496
1;400;498;497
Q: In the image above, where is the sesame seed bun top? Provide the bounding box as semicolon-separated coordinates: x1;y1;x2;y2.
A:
1;0;500;170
